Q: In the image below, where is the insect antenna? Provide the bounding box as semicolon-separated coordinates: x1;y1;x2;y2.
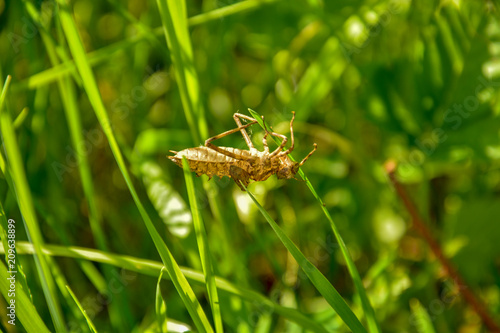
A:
299;143;318;167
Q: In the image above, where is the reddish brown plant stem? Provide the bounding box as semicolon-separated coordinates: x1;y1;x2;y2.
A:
386;163;500;333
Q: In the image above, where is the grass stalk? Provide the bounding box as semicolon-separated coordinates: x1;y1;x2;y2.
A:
55;0;213;331
248;108;380;333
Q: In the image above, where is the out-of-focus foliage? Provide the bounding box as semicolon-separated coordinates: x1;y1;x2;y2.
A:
1;0;500;332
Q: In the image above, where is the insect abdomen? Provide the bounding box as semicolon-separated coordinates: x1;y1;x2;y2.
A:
169;146;251;178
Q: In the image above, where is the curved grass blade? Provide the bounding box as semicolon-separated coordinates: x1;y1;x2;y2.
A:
22;1;136;328
189;0;280;27
0;260;50;333
182;157;223;332
55;1;213;331
242;182;367;333
13;0;279;92
141;161;192;238
248;108;380;333
7;241;330;333
155;0;206;144
156;267;168;333
66;285;98;333
0;77;66;332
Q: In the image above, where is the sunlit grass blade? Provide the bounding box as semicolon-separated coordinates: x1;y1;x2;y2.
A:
22;1;134;328
13;107;28;128
0;202;32;302
182;158;223;332
55;1;213;331
0;75;8;175
0;75;11;116
7;241;330;333
409;300;437;333
156;0;248;315
12;0;277;92
248;108;380;333
66;285;98;333
47;257;89;333
242;183;367;332
188;0;280;26
155;0;207;144
155;267;168;333
0;77;66;332
0;260;50;333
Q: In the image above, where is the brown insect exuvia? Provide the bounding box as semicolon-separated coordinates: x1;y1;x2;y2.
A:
168;112;317;191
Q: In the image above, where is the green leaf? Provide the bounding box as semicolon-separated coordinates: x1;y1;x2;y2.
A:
55;1;213;331
0;260;50;333
182;157;223;332
243;183;367;333
155;267;168;333
66;285;98;333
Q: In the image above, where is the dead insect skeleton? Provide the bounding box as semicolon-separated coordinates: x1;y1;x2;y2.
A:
169;112;317;191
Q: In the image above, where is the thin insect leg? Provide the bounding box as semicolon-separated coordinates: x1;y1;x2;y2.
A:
205;120;256;146
268;131;288;158
205;121;257;159
299;143;318;166
279;111;296;156
205;122;257;160
261;115;270;153
266;112;296;158
233;113;258;149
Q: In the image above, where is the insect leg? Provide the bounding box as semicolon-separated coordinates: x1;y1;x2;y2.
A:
205;119;257;150
233;113;258;149
299;143;318;166
229;165;251;191
205;119;257;160
268;131;288;157
278;111;296;156
266;112;296;157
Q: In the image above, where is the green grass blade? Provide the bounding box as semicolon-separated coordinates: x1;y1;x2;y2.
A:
155;0;207;143
13;0;276;93
0;202;31;302
156;1;250;326
409;300;437;333
156;0;249;295
243;184;367;332
248;108;380;333
0;78;66;331
13;107;28;129
188;0;280;26
0;75;11;116
155;267;168;333
8;241;330;333
24;1;135;328
182;158;223;332
0;260;50;333
66;285;98;333
55;1;213;331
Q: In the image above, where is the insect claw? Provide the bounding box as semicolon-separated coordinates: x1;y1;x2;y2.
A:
169;150;179;154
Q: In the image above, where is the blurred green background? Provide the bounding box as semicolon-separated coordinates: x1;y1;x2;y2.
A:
1;0;500;332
